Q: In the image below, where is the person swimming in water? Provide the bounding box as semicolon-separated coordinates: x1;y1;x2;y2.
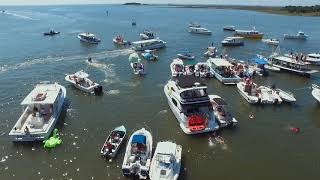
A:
87;57;92;63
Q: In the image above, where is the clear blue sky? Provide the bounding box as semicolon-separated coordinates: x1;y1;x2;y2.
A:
0;0;318;6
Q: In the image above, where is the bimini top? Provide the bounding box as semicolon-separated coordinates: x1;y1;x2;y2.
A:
156;141;177;155
175;75;205;89
132;135;146;144
209;58;234;67
74;70;89;78
252;57;268;65
21;83;62;105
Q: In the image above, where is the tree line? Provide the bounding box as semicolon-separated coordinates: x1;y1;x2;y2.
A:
282;5;320;13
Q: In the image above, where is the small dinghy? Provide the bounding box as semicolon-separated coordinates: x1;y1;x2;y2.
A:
149;141;182;180
65;70;103;95
141;50;158;61
129;53;146;75
113;35;127;45
262;38;280;46
170;58;185;77
177;53;195;60
122;128;153;179
100;126;126;158
274;88;296;103
194;62;212;78
312;84;320;103
209;95;238;127
43;30;60;36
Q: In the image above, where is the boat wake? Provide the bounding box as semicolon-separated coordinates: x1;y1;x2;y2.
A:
105;89;120;95
3;11;38;20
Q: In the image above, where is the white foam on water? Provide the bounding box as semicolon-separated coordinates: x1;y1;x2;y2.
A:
105;89;120;95
3;11;37;20
208;137;216;147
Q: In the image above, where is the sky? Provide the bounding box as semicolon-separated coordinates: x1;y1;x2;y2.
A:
0;0;318;6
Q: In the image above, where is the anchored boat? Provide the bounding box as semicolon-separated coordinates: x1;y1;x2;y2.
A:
284;31;308;40
312;84;320;103
100;126;126;158
129;53;145;75
188;27;212;35
221;37;244;46
132;39;166;51
78;32;101;44
234;27;264;39
209;95;238;127
207;58;241;85
194;62;212;78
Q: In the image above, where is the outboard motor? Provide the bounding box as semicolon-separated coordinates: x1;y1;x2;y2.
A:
93;85;103;95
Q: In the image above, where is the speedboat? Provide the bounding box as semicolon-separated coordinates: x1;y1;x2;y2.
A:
194;62;212;78
170;58;185;77
312;84;320;103
209;95;238;127
273;88;296;103
100;126;126;158
129;53;145;75
262;38;279;46
204;46;217;58
149;141;182;180
234;27;264;39
43;30;60;36
164;76;220;134
188;27;212;35
237;80;259;104
132;39;166;51
207;58;241;85
223;26;236;31
306;53;320;65
65;70;103;95
142;50;158;61
9;82;66;141
259;86;283;104
140;30;155;40
177;53;195;60
189;22;201;28
113;35;127;45
78;32;101;44
284;31;308;40
122;128;153;179
221;37;244;46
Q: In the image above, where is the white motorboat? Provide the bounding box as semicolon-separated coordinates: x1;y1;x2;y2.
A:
164;76;220;135
100;125;126;158
306;53;320;65
122;128;153;179
221;37;244;46
284;31;308;40
177;53;195;60
141;50;158;61
132;39;166;51
78;32;101;44
257;86;283;104
113;35;127;45
194;62;212;78
234;28;264;39
129;53;145;75
223;25;236;31
204;46;217;58
9;82;66;141
274;88;296;103
262;38;280;46
188;27;212;35
265;64;281;72
209;95;238;127
149;141;182;180
207;58;241;85
237;81;259;104
312;84;320;103
65;70;103;95
140;30;155;40
188;22;201;28
170;58;185;77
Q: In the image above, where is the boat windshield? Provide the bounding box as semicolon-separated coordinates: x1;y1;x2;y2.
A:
181;102;211;116
180;89;207;99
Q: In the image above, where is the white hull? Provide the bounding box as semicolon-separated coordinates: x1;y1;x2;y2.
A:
276;89;296;103
312;85;320;103
237;82;259;104
65;75;100;93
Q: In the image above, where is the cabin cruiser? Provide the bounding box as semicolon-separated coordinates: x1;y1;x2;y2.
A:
207;58;241;85
235;28;264;39
284;31;308;40
269;55;318;77
262;38;279;46
132;39;166;51
149;141;182;180
209;95;238;127
113;35;127;45
43;30;60;36
188;22;201;28
164;76;220;134
223;26;236;31
177;53;195;60
78;32;101;44
194;62;212;78
170;59;185;77
65;70;103;95
311;84;320;103
142;50;158;61
221;37;244;46
188;27;212;35
9;82;66;141
306;53;320;65
204;46;217;58
122;128;153;179
140;30;155;40
129;53;145;75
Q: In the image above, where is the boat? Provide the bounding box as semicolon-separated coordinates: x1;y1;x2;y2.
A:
122;128;153;179
132;21;137;26
65;70;103;95
164;76;220;135
78;32;101;44
234;28;264;39
140;30;155;40
274;88;296;103
256;55;280;72
209;95;238;127
262;38;279;46
223;25;236;31
188;27;212;35
188;22;201;28
251;56;271;76
269;55;318;77
113;35;127;45
207;58;241;85
129;53;145;75
170;58;185;77
204;46;217;58
237;81;259;104
306;53;320;65
9;82;66;141
221;37;244;46
100;126;126;158
43;30;60;36
132;39;166;51
284;31;308;40
311;84;320;103
177;53;195;60
141;50;158;61
194;62;212;78
149;141;182;180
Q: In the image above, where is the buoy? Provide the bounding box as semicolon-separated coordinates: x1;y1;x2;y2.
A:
249;112;255;119
290;127;300;133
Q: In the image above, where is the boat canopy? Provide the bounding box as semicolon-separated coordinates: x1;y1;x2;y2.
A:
210;58;233;67
129;53;141;63
143;52;153;59
253;57;268;65
132;135;146;144
74;71;89;78
21;83;61;105
156;142;177;155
